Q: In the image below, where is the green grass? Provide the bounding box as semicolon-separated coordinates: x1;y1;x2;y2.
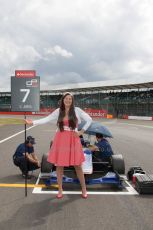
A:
0;118;25;125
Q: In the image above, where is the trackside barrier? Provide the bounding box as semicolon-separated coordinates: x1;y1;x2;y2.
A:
0;111;34;116
0;111;152;121
122;115;153;121
0;109;113;119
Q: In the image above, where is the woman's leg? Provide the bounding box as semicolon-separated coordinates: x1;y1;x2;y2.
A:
74;165;87;197
56;166;64;196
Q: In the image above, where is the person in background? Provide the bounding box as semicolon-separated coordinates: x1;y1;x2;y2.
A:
93;133;113;158
26;92;92;198
13;136;40;179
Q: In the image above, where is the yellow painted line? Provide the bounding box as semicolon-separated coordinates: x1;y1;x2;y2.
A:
0;183;58;188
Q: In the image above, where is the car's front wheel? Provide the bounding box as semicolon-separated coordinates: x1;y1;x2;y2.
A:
41;153;54;173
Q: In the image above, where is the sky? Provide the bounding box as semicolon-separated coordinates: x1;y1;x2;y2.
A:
0;0;153;91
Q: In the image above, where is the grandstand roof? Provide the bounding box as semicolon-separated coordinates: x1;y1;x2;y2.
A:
43;79;153;93
1;79;153;95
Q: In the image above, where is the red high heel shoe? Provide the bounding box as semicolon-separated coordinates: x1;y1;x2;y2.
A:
56;192;63;199
81;192;88;199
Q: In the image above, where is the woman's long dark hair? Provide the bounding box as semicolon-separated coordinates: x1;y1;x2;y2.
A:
57;92;77;131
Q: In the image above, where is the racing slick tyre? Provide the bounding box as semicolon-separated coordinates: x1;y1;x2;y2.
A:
111;154;125;175
41;153;53;173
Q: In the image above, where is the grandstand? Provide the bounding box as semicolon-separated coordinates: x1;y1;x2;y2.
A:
0;80;153;117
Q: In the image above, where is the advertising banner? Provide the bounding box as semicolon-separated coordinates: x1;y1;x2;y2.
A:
15;70;36;78
84;108;107;118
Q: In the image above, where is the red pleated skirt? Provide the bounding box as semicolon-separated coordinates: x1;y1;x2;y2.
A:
47;130;85;166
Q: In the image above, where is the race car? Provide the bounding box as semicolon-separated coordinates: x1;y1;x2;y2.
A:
40;121;125;188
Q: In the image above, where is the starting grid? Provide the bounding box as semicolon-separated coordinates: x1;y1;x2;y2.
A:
32;173;139;195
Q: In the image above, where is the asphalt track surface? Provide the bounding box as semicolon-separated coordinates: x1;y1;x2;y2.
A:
0;116;153;230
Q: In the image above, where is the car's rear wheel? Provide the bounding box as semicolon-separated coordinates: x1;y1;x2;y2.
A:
41;153;53;173
111;154;125;174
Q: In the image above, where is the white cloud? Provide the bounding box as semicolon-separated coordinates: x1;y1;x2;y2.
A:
44;45;73;58
0;38;42;68
41;72;84;87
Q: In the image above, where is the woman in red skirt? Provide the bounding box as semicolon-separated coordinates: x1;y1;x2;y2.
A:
26;92;92;199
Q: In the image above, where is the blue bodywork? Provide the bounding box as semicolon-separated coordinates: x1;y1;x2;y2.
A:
43;171;123;188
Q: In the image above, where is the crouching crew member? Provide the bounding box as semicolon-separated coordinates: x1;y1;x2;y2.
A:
13;136;40;179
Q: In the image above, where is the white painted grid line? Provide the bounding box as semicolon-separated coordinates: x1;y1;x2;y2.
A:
0;125;37;144
32;173;139;195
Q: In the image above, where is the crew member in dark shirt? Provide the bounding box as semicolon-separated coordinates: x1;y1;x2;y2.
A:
89;133;113;161
13;136;40;179
95;133;113;157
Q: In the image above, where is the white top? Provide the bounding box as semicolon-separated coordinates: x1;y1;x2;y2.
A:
33;107;92;131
